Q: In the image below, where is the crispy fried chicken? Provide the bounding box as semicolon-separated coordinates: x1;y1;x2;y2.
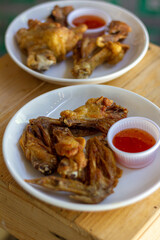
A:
16;19;87;71
20;96;127;203
60;96;128;133
97;20;132;47
25;136;122;204
72;40;129;79
47;5;74;26
19;116;88;176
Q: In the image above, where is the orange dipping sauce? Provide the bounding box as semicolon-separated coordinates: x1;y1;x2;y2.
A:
72;15;106;29
113;128;156;153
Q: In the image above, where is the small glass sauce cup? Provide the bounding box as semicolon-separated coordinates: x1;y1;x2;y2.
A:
107;117;160;168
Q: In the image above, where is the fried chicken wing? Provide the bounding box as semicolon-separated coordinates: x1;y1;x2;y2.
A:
16;19;87;71
52;126;87;179
51;126;85;156
47;5;74;26
19;117;63;175
19;123;58;175
61;96;114;120
25;136;122;204
19;96;127;178
60;96;128;133
20;95;128;204
97;20;132;47
109;20;131;38
19;116;88;176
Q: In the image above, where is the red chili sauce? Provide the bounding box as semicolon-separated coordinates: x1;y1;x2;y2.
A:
72;15;106;29
113;128;156;153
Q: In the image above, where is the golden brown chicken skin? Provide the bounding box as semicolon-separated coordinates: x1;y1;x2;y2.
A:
60;96;128;134
47;5;74;26
19;117;87;176
97;20;132;47
20;96;127;203
25;136;122;204
72;41;129;79
16;19;87;71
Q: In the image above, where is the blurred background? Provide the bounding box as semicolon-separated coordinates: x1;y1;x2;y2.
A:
0;0;160;239
0;0;160;57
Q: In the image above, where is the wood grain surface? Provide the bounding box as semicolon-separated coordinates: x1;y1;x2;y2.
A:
0;43;160;240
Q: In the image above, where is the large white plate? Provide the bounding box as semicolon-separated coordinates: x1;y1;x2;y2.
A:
5;0;149;85
2;85;160;211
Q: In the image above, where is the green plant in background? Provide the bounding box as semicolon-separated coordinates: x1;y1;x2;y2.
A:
138;0;160;15
0;0;160;56
137;0;160;44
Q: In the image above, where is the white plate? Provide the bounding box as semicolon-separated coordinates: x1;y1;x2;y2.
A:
5;0;149;85
2;85;160;211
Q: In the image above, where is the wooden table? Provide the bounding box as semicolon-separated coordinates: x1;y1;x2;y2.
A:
0;43;160;240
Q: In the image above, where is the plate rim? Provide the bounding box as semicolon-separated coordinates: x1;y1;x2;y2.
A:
5;0;149;85
2;85;160;211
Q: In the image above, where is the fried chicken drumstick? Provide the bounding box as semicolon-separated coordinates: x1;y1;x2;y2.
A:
72;20;131;79
72;40;129;79
15;3;132;79
16;19;87;71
